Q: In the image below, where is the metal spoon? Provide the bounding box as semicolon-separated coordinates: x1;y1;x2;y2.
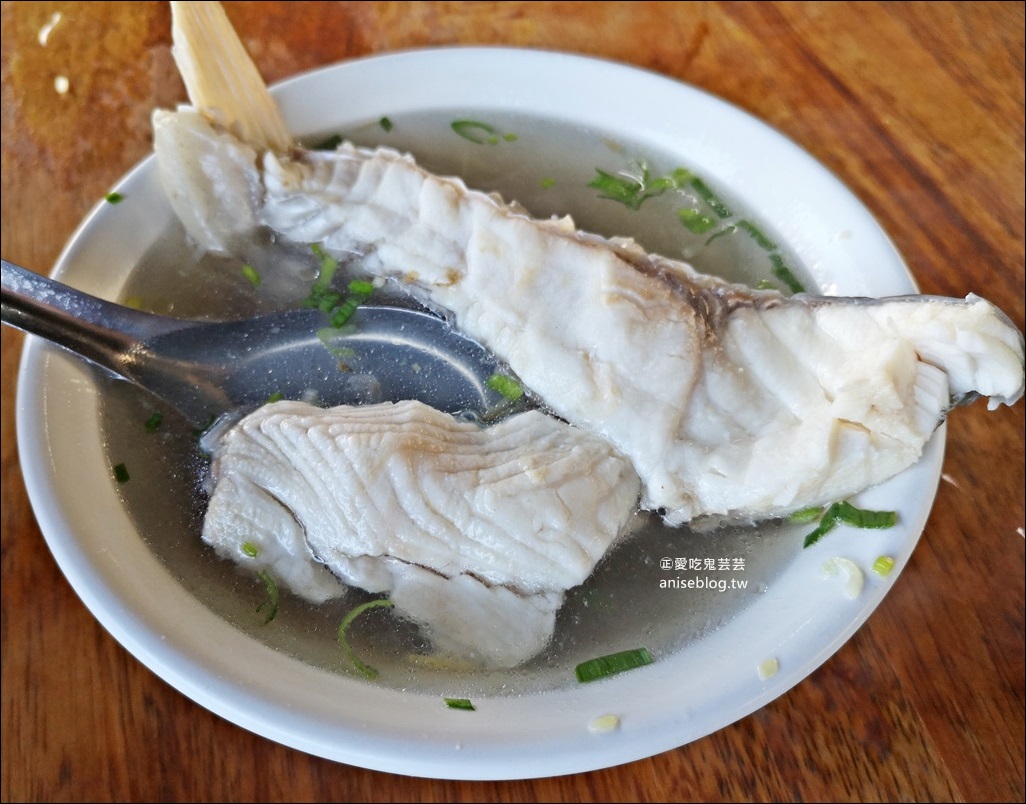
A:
1;259;502;426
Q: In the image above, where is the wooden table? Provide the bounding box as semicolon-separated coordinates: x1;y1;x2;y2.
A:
2;2;1023;801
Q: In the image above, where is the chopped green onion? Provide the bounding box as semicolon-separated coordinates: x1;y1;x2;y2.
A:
308;244;339;284
264;391;284;404
338;599;394;679
836;503;897;530
443;697;476;711
770;254;806;294
486;373;524;401
144;411;163;433
256;570;279;623
113;462;130;483
306;270;375;329
539;177;556;188
304;286;343;312
872;555;896;576
589;168;669;211
677;207;717;234
736;219;777;250
317;253;340;284
801;513;839;549
316;327;357;358
802;501;897;549
313;133;343;151
379;116;393;132
451;119;499;144
330;282;373;327
329;299;361;327
689;177;731;217
503;132;518;142
241;541;259;558
706;225;742;249
575;647;653;683
241;263;262;288
347;279;376;296
302;245;344;309
104;191;124;204
789;506;824;523
670;167;695;186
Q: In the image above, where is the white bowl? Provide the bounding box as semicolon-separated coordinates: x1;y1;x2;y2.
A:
15;48;941;780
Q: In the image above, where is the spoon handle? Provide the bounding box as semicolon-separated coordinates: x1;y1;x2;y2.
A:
0;258;183;377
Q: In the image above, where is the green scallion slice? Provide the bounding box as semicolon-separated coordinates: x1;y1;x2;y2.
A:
113;462;130;483
736;219;777;250
256;570;279;623
451;119;498;144
802;501;897;549
316;327;357;358
338;599;395;679
104;191;124;204
348;279;376;296
789;506;824;523
589;169;642;208
588;168;669;211
575;647;653;683
241;541;259;558
770;254;806;294
678;207;717;234
144;411;163;433
670;167;695;187
330;300;361;328
704;224;737;246
304;286;343;313
313;133;343;151
872;555;896;576
689;177;731;217
486;373;524;401
801;513;839;548
443;697;476;711
307;245;339;286
241;263;261;288
379;116;393;132
264;391;284;405
834;502;897;530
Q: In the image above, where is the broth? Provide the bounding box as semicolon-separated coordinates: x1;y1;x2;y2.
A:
101;109;814;696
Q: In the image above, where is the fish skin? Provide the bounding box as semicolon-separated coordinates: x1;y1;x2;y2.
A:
201;400;642;667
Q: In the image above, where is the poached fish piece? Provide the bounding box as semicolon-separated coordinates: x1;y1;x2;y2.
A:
158;1;1024;526
201;400;642;667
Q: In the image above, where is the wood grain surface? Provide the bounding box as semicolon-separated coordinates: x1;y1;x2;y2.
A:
2;2;1023;801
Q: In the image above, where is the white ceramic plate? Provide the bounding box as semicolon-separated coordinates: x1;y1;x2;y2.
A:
15;48;942;780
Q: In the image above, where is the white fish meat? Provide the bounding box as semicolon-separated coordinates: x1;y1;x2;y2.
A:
158;1;1024;527
202;399;641;667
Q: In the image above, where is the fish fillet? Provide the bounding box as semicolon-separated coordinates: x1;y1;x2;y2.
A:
157;1;1025;527
202;400;642;667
